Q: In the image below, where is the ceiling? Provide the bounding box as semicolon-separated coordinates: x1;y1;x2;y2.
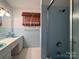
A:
44;0;69;7
55;0;69;7
5;0;69;11
5;0;40;9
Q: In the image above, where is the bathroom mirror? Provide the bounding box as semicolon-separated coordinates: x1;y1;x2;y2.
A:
0;14;11;39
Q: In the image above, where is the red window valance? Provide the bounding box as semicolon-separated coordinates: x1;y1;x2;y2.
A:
22;12;40;26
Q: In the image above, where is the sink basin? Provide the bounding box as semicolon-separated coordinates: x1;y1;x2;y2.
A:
11;36;18;38
0;43;6;48
7;35;18;38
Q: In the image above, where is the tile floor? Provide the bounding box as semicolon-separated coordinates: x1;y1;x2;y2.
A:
12;48;40;59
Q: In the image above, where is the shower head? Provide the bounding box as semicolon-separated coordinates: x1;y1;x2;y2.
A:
59;9;66;13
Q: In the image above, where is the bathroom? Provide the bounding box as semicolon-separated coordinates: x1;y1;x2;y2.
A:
0;0;40;59
0;0;78;59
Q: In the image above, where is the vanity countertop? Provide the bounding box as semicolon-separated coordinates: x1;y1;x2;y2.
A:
0;35;23;59
0;35;23;51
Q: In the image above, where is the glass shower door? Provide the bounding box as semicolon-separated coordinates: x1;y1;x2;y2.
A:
72;0;79;59
47;0;70;59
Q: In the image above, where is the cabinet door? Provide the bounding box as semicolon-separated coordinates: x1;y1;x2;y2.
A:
3;51;11;59
18;36;23;52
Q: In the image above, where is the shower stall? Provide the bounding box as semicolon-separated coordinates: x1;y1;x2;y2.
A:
41;0;79;59
47;0;70;59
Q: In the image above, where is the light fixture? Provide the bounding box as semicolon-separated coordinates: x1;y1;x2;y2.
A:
0;9;5;15
0;7;10;16
5;12;10;16
0;13;4;16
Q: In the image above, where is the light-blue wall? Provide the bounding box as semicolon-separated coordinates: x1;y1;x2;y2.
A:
13;25;40;48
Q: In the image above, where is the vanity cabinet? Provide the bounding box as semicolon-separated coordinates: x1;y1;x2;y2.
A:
0;36;23;59
18;36;23;53
3;51;11;59
11;36;23;56
0;46;11;59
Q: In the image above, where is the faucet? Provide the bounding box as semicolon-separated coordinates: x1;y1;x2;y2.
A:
6;32;15;37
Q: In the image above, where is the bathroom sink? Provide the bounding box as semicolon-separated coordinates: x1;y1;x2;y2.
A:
7;35;18;38
0;43;6;48
11;36;18;38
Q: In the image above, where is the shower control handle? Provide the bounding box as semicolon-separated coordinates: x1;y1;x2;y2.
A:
56;41;62;47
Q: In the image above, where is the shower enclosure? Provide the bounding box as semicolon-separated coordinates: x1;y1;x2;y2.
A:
41;0;79;59
47;0;70;59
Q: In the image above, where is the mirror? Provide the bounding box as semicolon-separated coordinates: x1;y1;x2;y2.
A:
0;14;11;39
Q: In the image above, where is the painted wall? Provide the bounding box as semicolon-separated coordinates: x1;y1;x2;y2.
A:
12;8;40;48
0;0;13;39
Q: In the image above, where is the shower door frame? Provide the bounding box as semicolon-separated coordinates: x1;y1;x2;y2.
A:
70;0;73;59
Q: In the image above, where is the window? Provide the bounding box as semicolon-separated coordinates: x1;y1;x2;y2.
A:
22;12;40;26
